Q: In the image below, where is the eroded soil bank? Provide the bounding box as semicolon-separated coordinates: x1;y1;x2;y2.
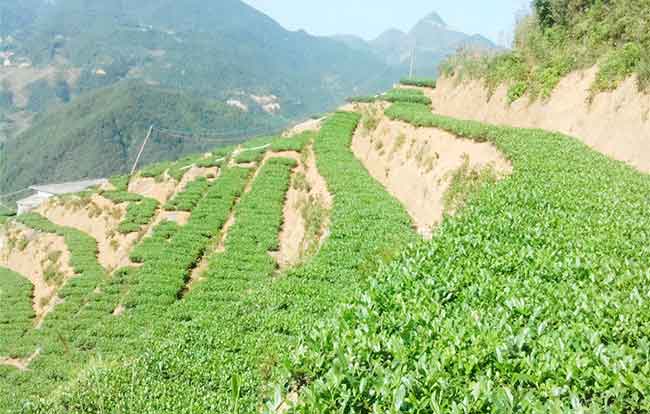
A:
0;222;75;324
37;194;138;271
425;66;650;173
273;146;331;269
351;103;511;237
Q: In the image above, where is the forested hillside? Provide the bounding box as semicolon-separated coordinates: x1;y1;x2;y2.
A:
1;81;282;192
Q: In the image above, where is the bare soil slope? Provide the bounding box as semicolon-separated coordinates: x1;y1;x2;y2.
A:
426;67;650;173
273;146;331;269
0;222;74;323
351;103;511;237
36;195;138;271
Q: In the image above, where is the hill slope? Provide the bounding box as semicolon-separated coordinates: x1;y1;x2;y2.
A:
1;81;283;191
2;81;650;413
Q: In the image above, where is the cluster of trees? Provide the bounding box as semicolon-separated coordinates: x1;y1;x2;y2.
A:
533;0;602;28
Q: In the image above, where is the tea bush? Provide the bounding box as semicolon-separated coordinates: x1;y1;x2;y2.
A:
284;103;650;412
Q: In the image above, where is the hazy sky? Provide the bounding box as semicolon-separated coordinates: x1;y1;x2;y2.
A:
242;0;529;45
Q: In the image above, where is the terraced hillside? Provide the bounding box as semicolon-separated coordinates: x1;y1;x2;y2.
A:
1;80;650;413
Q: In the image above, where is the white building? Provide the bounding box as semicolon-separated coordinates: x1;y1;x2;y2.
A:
16;179;107;215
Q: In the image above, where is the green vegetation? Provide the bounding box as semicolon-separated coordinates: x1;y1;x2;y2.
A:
164;177;210;212
139;161;173;179
383;88;432;105
118;198;159;234
270;131;315;152
346;96;377;103
100;190;142;204
16;213;100;280
441;0;650;99
234;138;276;163
0;0;412;195
281;102;650;412
129;220;180;264
108;175;130;192
443;155;498;214
21;111;416;413
0;81;282;193
195;153;229;169
0;267;34;355
1;212;106;375
1;166;251;412
168;155;219;181
25;79;70;113
400;78;437;88
0;206;15;218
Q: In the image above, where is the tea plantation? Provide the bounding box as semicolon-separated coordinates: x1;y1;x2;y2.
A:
1;97;650;413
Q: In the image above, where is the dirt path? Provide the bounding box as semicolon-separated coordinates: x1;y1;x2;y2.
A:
350;102;511;238
0;223;75;324
424;67;650;173
0;349;41;371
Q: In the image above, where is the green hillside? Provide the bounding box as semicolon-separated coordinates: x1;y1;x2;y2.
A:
442;0;650;100
1;81;283;192
0;0;407;193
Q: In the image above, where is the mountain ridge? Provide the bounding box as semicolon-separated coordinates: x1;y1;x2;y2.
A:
333;10;499;77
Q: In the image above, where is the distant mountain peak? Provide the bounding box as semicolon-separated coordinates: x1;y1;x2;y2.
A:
421;11;448;28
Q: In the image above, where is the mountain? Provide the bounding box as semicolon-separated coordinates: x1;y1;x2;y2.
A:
371;29;412;66
330;34;377;56
333;11;499;78
3;0;395;119
0;81;283;192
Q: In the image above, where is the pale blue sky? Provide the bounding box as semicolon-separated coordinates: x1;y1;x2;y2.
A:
242;0;529;45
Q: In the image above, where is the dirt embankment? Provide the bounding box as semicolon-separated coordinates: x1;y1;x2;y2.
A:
424;66;650;173
272;147;332;270
37;194;139;271
351;103;511;238
0;222;75;324
128;174;177;204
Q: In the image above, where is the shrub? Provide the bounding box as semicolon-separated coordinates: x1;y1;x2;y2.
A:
593;43;642;92
117;198;159;234
346;96;376;103
507;81;528;103
399;78;436;88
